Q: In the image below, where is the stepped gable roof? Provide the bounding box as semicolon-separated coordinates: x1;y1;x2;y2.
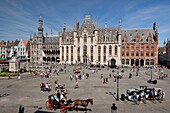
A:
13;40;20;46
0;43;6;47
121;28;155;43
98;27;118;39
80;15;96;33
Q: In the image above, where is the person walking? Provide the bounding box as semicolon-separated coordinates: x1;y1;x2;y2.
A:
75;80;79;88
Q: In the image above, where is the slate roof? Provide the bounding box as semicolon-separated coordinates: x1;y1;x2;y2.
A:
98;27;118;41
44;35;60;43
121;28;156;43
80;15;96;33
62;30;74;39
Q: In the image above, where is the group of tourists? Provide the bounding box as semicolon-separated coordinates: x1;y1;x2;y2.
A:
40;70;52;78
40;82;51;92
159;73;168;80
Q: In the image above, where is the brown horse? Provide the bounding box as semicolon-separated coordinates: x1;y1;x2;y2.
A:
73;98;93;110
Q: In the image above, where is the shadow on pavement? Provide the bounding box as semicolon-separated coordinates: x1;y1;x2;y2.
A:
74;107;92;112
106;91;117;100
34;110;56;113
0;93;10;98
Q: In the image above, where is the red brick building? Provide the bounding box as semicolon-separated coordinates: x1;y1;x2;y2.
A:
120;22;158;67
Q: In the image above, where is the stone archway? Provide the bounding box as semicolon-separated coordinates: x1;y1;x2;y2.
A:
56;57;60;63
52;57;55;62
140;59;144;66
109;58;116;68
43;57;46;61
47;57;50;62
83;55;87;64
135;59;139;66
131;59;134;66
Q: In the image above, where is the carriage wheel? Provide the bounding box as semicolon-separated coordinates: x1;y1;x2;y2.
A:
45;100;53;110
60;108;67;113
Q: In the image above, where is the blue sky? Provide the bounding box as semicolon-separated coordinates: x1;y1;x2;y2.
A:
0;0;170;46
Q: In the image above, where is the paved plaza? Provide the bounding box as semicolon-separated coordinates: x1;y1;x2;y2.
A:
0;65;170;113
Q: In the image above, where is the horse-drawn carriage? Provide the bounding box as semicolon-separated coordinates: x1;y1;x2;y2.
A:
124;87;165;104
45;98;93;113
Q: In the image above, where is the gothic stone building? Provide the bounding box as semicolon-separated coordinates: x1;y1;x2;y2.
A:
59;15;122;66
30;15;158;67
30;16;60;65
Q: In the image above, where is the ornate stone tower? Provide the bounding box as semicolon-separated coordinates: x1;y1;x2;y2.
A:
38;16;44;43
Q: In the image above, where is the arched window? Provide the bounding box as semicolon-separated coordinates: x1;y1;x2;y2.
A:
84;34;87;44
122;59;125;64
71;46;73;61
126;59;129;65
77;47;80;62
109;45;112;56
98;46;101;62
115;45;118;56
66;46;69;61
66;46;69;54
103;46;106;62
150;59;154;65
83;45;87;55
91;46;93;62
146;59;149;65
62;46;64;61
71;46;73;54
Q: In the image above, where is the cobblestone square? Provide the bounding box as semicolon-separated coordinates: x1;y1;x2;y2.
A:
0;66;170;113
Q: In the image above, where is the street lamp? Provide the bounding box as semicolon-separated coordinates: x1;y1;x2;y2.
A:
113;67;122;101
150;67;152;81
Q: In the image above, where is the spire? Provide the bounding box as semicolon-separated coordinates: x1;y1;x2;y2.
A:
74;18;77;31
95;16;98;29
51;28;53;35
63;23;66;32
60;25;62;32
118;19;122;35
119;19;122;28
163;39;166;46
104;19;107;28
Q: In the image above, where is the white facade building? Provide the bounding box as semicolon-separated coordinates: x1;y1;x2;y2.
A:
11;39;27;58
59;15;121;66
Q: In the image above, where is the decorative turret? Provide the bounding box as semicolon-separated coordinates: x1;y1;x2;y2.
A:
104;22;107;28
74;21;79;31
63;23;66;32
153;22;158;44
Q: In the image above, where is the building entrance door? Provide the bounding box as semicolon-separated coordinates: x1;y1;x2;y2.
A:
109;58;116;68
83;55;87;64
